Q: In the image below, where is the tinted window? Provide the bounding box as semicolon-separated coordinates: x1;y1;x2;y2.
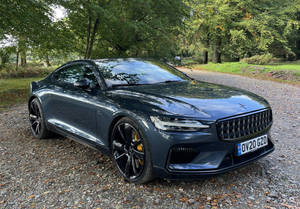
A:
94;59;189;86
54;64;98;86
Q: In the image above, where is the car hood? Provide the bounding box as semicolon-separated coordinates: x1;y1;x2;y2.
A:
106;81;270;120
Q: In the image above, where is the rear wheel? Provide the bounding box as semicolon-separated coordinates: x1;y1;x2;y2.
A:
29;98;52;139
111;117;153;183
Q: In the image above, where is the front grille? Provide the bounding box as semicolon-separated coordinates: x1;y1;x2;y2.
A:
216;109;272;141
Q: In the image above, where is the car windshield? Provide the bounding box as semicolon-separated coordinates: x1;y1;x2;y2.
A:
94;59;190;87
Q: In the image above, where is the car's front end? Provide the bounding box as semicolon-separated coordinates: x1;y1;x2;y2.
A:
97;58;275;181
107;80;275;179
144;108;274;179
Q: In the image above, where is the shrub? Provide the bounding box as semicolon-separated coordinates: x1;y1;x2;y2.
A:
287;52;296;61
194;56;204;64
241;53;277;65
0;63;55;79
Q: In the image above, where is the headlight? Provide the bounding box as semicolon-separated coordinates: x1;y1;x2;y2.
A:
150;116;209;131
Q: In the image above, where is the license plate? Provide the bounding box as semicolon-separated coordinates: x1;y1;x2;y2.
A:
237;135;268;156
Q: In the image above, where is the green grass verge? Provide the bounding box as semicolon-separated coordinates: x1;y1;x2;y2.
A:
0;77;43;112
190;61;300;73
188;60;300;83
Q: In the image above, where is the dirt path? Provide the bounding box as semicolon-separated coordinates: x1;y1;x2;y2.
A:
0;70;299;208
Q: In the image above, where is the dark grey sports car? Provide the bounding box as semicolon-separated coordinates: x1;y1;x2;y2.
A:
28;58;274;183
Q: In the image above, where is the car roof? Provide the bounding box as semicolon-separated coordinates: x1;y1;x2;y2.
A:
93;58;145;63
61;58;147;67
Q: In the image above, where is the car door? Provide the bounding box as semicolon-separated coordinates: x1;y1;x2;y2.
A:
47;62;103;146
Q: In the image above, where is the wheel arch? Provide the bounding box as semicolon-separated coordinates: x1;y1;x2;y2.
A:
28;95;37;110
107;111;151;151
108;115;127;150
28;95;43;108
28;95;47;123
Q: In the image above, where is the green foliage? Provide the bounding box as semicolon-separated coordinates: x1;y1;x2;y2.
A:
182;0;300;62
0;0;53;43
1;0;300;67
241;54;279;65
0;46;16;65
53;0;187;59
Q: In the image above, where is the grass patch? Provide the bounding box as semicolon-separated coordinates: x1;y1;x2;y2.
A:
0;77;42;112
190;62;249;74
187;60;300;84
0;63;56;79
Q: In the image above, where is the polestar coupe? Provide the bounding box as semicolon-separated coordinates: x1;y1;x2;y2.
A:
28;58;274;183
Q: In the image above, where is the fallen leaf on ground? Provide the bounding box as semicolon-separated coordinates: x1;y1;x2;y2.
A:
179;197;188;203
28;195;35;199
280;203;295;209
236;194;242;198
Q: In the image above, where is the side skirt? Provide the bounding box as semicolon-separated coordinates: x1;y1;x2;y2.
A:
47;119;110;155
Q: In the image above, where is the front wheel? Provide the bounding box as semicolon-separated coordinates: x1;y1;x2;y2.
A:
110;117;153;183
29;98;53;139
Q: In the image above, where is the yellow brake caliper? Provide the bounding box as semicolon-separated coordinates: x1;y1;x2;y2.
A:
134;132;144;166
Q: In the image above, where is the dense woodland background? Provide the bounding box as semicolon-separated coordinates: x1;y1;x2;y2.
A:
0;0;300;69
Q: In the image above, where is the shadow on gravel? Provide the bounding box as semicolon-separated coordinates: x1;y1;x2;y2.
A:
25;128;270;187
149;162;268;185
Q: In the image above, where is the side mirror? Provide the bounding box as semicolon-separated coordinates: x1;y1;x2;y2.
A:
74;79;90;89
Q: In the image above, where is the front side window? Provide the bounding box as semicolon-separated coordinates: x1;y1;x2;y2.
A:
53;64;98;86
94;59;190;86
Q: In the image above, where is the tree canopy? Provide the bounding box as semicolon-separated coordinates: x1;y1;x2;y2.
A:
0;0;299;66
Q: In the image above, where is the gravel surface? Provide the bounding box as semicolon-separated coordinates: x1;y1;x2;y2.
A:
1;70;300;208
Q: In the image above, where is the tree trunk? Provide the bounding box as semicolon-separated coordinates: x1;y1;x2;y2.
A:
85;16;92;59
18;36;27;67
203;50;208;64
84;0;91;59
296;39;300;59
44;54;51;67
116;44;127;56
16;50;19;70
203;40;209;64
213;39;222;63
86;18;99;59
20;50;26;66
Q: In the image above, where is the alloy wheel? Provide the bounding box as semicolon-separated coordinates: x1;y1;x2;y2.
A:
112;122;145;180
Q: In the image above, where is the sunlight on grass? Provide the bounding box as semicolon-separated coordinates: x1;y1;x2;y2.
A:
190;61;300;78
0;77;43;111
186;60;300;84
191;62;300;73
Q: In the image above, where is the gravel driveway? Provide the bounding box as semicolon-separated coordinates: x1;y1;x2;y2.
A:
1;70;299;209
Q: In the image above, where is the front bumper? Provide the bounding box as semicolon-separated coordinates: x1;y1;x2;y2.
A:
154;139;274;179
146;122;274;179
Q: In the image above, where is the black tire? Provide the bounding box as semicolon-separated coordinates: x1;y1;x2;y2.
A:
29;98;53;139
110;117;153;184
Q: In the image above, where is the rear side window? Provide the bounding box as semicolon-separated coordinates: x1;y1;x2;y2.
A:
53;64;98;86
